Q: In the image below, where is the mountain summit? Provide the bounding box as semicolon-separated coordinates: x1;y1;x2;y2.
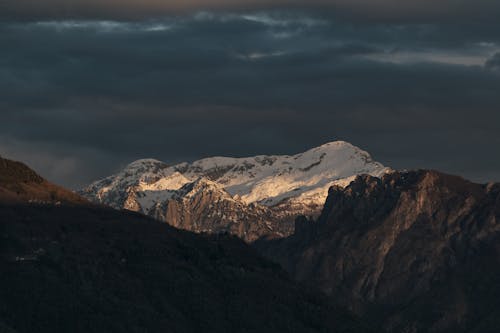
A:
81;141;389;241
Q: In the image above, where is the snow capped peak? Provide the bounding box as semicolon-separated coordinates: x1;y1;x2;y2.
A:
126;158;165;166
123;158;168;172
296;140;374;163
81;141;389;221
311;140;351;149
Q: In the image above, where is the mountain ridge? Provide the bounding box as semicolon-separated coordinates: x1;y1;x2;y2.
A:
256;169;500;333
81;141;390;241
0;156;372;333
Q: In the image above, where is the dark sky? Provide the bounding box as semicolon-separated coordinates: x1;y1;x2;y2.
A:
1;1;500;188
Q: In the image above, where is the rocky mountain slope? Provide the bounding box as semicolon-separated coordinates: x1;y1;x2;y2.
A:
149;178;284;242
81;141;389;241
0;156;372;333
256;170;500;333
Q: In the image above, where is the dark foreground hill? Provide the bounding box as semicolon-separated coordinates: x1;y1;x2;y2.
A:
256;170;500;333
0;156;370;333
0;156;87;205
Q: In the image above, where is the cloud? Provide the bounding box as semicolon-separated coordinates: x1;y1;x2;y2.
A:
485;52;500;71
1;12;500;187
3;0;500;22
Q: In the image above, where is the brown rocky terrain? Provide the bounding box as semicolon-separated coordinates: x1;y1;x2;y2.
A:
149;178;290;242
256;170;500;333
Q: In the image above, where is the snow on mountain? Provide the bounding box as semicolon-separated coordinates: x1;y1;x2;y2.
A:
80;141;390;240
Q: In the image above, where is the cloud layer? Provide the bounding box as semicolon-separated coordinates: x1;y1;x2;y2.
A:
3;0;500;21
1;11;500;187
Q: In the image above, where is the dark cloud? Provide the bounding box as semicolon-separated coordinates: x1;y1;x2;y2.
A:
485;53;500;71
3;0;500;22
1;12;500;188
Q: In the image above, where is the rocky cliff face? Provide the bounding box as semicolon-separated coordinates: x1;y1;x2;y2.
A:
256;170;500;333
149;178;288;242
80;141;389;241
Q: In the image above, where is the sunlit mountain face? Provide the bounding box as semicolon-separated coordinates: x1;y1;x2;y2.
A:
79;141;389;241
1;1;500;189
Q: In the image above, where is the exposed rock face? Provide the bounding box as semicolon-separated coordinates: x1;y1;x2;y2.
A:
80;142;389;241
0;156;87;205
150;178;287;242
256;170;500;333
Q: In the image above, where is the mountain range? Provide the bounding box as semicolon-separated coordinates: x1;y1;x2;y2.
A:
0;154;370;333
2;141;500;333
81;141;389;241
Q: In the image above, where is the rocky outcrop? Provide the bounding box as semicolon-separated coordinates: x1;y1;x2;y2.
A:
256;170;500;333
150;178;288;242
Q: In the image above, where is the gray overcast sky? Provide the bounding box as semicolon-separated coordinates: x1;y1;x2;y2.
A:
1;1;500;188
